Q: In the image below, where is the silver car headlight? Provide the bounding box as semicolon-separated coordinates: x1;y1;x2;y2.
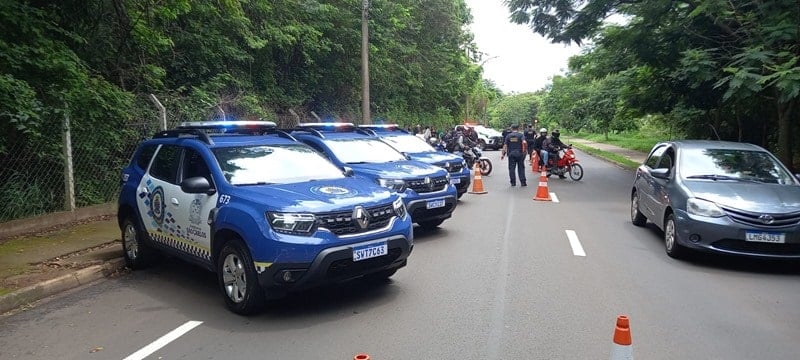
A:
377;178;407;192
392;197;407;219
267;212;317;234
686;198;725;217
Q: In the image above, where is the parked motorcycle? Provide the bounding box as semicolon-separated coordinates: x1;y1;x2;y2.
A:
457;146;492;176
545;146;583;181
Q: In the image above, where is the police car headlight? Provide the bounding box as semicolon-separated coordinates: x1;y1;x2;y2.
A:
377;178;407;192
266;212;317;234
392;197;407;219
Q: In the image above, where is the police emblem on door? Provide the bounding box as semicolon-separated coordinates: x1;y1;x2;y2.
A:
150;187;166;225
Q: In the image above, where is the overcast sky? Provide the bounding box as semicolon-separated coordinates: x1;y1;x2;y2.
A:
464;0;583;94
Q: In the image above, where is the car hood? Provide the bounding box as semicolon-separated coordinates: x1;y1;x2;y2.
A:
234;178;394;213
684;180;800;213
407;151;461;164
349;161;447;179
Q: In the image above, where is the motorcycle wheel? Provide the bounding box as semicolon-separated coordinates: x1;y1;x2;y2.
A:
569;163;584;181
479;159;492;176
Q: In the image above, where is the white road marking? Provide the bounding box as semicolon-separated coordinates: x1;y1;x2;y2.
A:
550;192;559;203
566;230;586;256
123;320;203;360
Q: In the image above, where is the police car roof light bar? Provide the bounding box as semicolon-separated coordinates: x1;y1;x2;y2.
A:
295;122;374;136
358;124;408;134
176;120;297;141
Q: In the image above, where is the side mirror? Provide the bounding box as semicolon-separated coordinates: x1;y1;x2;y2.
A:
181;176;215;195
343;167;355;177
651;168;670;179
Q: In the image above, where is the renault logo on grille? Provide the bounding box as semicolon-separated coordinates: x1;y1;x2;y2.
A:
759;214;775;225
424;176;434;190
353;206;370;229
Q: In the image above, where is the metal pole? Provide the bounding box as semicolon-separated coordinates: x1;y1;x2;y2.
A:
149;94;167;130
361;0;371;124
62;102;76;212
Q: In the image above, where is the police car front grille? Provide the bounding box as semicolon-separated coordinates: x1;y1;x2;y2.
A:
316;203;395;236
408;176;448;193
436;162;464;173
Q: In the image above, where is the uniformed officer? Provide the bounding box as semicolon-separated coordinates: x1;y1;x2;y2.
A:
501;124;528;186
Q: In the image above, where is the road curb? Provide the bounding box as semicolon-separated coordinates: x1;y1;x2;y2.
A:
0;257;125;314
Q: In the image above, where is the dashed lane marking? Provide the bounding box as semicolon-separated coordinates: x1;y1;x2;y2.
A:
123;320;203;360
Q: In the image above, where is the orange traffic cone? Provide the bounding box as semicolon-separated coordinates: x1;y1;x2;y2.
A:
468;162;488;194
354;354;370;360
533;170;551;201
610;315;633;360
531;151;541;172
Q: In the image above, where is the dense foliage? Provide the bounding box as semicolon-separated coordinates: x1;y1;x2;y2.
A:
504;0;800;169
0;0;482;221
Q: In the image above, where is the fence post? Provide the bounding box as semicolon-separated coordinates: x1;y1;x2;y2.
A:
62;106;76;212
149;94;167;130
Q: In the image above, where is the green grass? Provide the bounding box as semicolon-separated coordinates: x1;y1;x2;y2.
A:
571;143;640;170
572;131;662;153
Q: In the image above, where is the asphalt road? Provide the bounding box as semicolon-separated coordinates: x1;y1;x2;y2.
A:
1;150;799;360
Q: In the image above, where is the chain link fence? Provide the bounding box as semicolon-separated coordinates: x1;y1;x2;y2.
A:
0;95;321;223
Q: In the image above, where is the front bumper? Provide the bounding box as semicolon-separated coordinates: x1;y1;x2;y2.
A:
450;174;471;195
674;209;800;258
257;235;412;298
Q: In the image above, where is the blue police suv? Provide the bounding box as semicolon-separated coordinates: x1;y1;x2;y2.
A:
358;124;471;199
117;121;413;315
290;123;458;230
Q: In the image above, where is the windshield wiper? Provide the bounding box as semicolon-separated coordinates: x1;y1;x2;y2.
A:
236;182;273;186
686;174;759;182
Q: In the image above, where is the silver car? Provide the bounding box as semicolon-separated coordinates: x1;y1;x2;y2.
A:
630;140;800;259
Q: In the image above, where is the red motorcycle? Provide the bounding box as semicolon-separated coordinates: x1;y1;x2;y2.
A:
545;146;583;181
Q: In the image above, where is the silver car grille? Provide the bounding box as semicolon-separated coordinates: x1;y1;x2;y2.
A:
722;207;800;229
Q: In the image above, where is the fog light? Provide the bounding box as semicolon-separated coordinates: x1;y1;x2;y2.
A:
275;269;306;283
689;234;701;243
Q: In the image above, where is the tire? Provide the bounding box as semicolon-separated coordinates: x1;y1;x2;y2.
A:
630;191;647;227
418;219;445;230
121;217;153;270
457;192;464;199
479;159;492;176
217;239;265;315
664;213;688;259
569;163;584;181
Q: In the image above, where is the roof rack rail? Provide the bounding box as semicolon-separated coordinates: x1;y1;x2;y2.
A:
176;120;298;141
293;122;375;137
358;124;409;134
153;129;214;145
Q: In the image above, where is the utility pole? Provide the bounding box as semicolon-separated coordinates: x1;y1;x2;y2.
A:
361;0;371;124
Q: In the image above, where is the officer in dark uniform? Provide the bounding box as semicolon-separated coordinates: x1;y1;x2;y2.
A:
523;125;537;158
501;124;527;186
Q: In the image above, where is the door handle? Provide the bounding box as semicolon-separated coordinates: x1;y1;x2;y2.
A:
171;198;179;206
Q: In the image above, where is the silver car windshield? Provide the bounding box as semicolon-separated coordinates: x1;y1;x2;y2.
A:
380;135;435;153
680;148;797;185
213;144;345;185
323;138;407;163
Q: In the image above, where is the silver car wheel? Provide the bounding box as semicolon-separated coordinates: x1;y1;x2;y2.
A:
222;253;247;303
665;217;676;251
631;195;639;220
123;222;139;261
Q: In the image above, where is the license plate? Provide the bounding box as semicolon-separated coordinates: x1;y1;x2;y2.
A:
426;199;445;209
352;241;388;262
450;178;461;184
745;231;785;243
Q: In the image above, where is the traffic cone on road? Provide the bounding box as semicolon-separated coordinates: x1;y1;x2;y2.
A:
533;170;551;201
468;162;488;194
531;151;541;172
354;354;370;360
610;315;633;360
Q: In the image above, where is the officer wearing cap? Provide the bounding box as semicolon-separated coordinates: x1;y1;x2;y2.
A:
501;124;528;186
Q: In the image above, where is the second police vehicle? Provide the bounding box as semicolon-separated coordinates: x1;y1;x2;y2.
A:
117;121;413;315
357;124;471;199
290;123;459;230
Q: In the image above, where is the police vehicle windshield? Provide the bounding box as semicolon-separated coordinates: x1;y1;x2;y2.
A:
323;138;408;163
213;144;345;185
380;135;435;153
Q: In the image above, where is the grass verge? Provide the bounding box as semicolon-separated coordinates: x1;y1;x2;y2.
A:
572;131;662;153
571;143;640;170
